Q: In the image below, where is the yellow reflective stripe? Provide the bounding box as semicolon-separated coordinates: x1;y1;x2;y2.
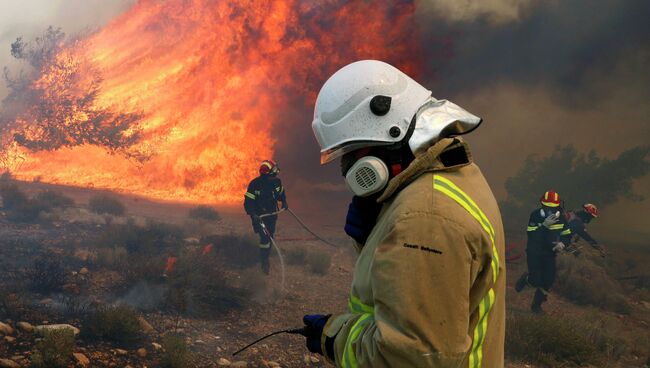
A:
348;294;373;314
561;229;572;235
527;226;539;231
259;242;270;249
245;192;256;199
275;186;284;193
549;224;564;230
433;175;499;368
341;313;374;368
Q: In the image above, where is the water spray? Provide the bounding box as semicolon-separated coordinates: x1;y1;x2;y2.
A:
232;327;307;356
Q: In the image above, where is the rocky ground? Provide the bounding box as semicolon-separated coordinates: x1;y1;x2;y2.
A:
1;181;649;367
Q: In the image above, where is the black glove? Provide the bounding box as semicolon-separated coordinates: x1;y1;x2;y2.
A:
302;314;330;355
344;196;383;244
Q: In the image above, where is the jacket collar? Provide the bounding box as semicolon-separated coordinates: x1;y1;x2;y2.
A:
377;137;473;203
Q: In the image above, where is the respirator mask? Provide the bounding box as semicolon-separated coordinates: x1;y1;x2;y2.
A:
341;97;481;197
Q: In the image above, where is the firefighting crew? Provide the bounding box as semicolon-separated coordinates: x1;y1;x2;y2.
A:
243;160;288;275
515;191;572;313
563;203;605;256
301;60;506;367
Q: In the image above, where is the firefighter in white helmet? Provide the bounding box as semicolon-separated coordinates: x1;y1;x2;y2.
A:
301;60;506;367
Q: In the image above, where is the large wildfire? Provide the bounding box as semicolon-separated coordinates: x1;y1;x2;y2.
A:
0;0;423;204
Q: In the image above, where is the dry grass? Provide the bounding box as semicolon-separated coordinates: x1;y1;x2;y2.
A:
31;329;75;368
306;250;331;275
84;305;143;346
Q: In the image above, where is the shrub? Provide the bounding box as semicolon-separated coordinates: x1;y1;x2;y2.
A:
88;194;125;215
33;190;74;209
306;250;331;275
286;247;307;265
97;220;184;254
555;256;631;314
27;255;66;294
165;250;248;316
84;305;142;346
160;334;191;368
122;254;166;287
204;233;260;269
188;205;221;221
96;246;129;270
506;313;623;366
0;179;29;210
31;329;75;368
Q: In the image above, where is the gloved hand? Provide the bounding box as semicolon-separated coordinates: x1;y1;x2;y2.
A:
542;212;560;229
344;196;383;244
303;314;330;355
552;241;566;252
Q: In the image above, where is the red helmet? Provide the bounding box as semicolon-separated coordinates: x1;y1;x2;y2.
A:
583;203;598;218
540;191;561;207
259;160;279;175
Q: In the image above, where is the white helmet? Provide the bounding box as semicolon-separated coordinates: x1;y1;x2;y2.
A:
312;60;432;164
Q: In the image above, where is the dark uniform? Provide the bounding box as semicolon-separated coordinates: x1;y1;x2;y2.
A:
523;207;572;312
563;210;598;246
244;175;288;274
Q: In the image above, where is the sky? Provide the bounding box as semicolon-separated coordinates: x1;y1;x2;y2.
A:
0;0;648;243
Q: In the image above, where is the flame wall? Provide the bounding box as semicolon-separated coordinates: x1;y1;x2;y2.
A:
3;0;422;204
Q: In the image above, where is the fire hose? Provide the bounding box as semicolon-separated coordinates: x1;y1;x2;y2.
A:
232;326;307;356
259;208;339;248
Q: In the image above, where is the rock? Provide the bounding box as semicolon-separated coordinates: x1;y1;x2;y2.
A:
184;237;200;244
138;316;155;334
195;339;206;345
0;359;20;368
73;249;97;262
63;283;81;294
4;336;15;343
151;342;162;351
34;324;80;336
231;362;248;368
137;348;148;358
217;358;231;366
267;362;281;368
0;322;14;335
73;352;90;367
16;322;33;333
310;356;320;363
303;354;311;364
114;349;128;356
38;298;53;305
79;267;90;275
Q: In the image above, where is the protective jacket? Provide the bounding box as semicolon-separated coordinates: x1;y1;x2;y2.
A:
322;138;505;368
526;208;571;254
563;210;597;246
243;175;287;216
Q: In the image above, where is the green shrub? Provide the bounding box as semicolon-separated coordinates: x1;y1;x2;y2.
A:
165;250;248;316
160;334;191;368
506;313;623;366
306;250;331;275
88;194;125;215
0;180;29;210
286;247;307;265
555;256;631;314
31;329;75;368
97;220;184;254
204;233;259;269
188;205;221;221
84;305;142;346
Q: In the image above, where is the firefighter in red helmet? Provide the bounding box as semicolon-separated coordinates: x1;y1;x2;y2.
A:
562;203;605;257
243;160;288;274
515;190;572;313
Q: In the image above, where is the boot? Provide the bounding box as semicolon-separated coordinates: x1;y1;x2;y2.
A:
531;288;547;314
515;272;529;293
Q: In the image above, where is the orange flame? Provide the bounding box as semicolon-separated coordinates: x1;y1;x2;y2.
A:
3;1;422;204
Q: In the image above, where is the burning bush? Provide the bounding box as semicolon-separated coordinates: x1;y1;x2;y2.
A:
306;250;331;275
27;254;66;294
88;194;126;216
84;305;142;346
506;312;623;366
188;205;221;221
31;328;75;368
160;334;192;368
555;256;631;314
